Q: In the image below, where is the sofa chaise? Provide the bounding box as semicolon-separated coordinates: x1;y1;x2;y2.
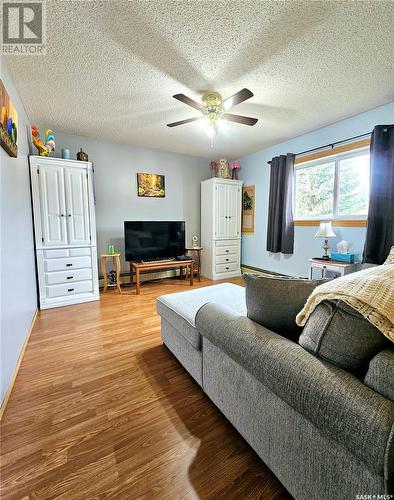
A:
156;280;394;500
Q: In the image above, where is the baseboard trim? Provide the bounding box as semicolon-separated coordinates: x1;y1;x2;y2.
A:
241;265;286;276
0;308;38;421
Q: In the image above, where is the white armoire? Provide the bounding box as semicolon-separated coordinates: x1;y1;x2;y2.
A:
29;156;99;309
201;178;243;280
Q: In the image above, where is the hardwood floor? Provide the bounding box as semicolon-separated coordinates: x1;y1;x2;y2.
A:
1;277;291;500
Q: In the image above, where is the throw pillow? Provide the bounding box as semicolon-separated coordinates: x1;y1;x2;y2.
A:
242;273;326;341
299;300;391;373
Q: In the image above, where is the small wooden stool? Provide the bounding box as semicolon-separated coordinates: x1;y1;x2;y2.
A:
185;247;203;282
101;253;122;293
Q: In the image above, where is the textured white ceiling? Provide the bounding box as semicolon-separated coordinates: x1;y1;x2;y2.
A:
5;0;394;158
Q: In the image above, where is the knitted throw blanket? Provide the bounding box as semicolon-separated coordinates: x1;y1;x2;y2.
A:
296;265;394;342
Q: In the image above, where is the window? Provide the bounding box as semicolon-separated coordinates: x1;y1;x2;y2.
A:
295;149;369;220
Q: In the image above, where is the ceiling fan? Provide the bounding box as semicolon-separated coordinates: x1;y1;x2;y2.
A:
167;88;258;135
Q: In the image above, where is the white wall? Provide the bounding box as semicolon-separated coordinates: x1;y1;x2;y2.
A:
0;58;37;406
237;102;394;277
38;130;208;272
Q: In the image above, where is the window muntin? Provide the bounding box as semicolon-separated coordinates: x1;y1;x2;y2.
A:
294;149;369;220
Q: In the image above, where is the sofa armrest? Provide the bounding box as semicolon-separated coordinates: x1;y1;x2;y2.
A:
196;303;394;481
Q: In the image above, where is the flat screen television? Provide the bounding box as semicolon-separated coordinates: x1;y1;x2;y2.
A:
124;221;185;262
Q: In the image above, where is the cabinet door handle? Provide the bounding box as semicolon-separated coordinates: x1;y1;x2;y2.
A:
226;267;229;270
226;259;229;262
229;216;232;219
66;276;73;279
66;263;73;267
67;288;74;292
60;213;65;217
68;214;72;217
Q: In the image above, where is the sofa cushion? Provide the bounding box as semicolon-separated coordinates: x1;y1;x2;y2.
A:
242;273;326;340
157;283;246;350
364;348;394;401
299;300;390;373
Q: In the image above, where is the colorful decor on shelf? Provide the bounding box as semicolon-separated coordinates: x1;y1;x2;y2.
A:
0;79;18;158
31;125;56;156
210;160;218;177
137;173;165;197
210;158;241;180
230;161;241;179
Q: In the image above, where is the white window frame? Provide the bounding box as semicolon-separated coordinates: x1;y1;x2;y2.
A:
294;146;369;221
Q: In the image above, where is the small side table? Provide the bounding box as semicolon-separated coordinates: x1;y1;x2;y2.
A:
309;258;358;279
185;247;203;282
101;253;122;293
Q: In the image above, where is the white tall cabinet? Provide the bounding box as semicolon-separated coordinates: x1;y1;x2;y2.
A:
30;156;99;309
201;178;243;280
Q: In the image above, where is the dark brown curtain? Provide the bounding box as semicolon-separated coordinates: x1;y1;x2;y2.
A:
363;125;394;264
266;153;295;254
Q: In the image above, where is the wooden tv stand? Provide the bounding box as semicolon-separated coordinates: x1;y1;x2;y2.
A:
129;259;193;295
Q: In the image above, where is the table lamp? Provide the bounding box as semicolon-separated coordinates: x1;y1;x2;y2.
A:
315;221;336;260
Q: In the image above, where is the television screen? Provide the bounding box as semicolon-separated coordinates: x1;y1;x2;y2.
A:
124;221;185;262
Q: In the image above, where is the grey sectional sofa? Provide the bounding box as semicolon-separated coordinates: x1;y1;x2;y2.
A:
156;283;394;500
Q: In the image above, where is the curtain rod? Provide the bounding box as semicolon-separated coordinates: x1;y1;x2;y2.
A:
267;131;371;165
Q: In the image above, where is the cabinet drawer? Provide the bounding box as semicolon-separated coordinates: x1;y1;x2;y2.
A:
45;256;91;272
215;240;239;247
215;245;239;256
46;280;93;298
44;249;69;259
44;248;91;258
215;262;238;274
70;248;91;257
45;268;92;285
216;254;238;265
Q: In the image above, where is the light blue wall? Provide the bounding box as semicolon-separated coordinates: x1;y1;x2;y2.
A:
36;130;208;272
238;102;394;277
0;58;37;406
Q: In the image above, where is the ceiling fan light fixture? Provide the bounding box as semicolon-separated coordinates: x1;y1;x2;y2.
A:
216;117;229;132
200;117;216;136
168;88;257;133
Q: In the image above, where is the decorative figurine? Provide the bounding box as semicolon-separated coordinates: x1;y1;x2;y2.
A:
217;158;230;179
192;235;199;248
77;148;88;161
31;126;55;156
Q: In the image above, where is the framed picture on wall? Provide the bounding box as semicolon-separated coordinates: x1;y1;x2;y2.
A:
242;185;255;234
0;79;18;158
137;173;165;198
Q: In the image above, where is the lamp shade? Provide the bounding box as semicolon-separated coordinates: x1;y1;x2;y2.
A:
315;221;336;238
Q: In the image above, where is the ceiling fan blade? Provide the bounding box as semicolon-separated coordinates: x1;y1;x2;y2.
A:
222;88;254;111
167;116;202;127
223;113;258;126
173;94;204;112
